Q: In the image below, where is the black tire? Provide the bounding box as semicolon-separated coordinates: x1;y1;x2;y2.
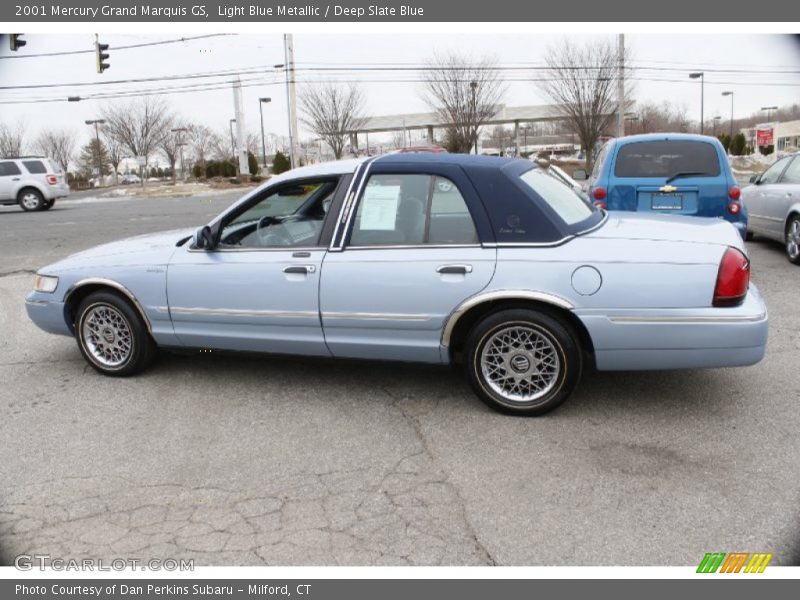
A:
745;230;754;241
464;309;582;416
18;188;44;212
42;199;55;210
74;291;156;376
785;215;800;265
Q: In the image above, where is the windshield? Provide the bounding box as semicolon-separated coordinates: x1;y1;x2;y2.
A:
614;140;721;178
519;168;595;226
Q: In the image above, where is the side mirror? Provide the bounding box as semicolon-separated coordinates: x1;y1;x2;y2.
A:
194;225;216;250
572;169;588;181
749;174;760;184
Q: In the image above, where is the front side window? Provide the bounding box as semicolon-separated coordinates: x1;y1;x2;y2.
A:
518;168;594;226
350;174;478;247
760;157;792;185
22;160;46;174
219;179;337;248
614;140;721;178
0;161;22;176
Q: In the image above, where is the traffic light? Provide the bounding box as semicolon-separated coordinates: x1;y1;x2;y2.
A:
10;34;26;51
95;37;110;73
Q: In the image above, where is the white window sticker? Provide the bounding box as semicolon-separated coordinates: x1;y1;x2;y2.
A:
359;185;400;230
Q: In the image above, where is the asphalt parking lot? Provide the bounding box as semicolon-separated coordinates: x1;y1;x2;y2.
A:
1;191;798;566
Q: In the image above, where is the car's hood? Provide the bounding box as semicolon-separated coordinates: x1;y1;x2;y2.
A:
587;212;744;250
46;228;195;271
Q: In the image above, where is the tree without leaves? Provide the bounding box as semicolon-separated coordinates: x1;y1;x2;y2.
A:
298;82;366;160
0;122;26;157
187;123;218;178
101;97;173;172
540;39;632;169
101;130;124;184
34;129;77;173
421;52;506;154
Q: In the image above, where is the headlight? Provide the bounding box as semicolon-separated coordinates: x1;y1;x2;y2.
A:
33;274;59;293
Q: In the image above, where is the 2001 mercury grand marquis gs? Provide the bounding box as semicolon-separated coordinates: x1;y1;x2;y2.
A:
25;154;768;415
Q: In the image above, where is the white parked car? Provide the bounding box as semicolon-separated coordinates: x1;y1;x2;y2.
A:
0;156;70;211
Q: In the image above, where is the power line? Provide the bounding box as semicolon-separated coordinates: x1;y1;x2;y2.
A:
0;34;235;60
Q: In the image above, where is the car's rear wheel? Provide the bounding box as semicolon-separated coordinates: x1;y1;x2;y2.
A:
464;309;582;416
42;199;55;210
786;215;800;265
75;291;156;376
18;188;44;212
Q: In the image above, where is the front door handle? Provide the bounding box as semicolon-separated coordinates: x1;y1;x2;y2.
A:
436;264;473;275
11;177;20;181
283;265;316;274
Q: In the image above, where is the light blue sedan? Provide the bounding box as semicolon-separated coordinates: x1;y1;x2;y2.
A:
26;154;768;415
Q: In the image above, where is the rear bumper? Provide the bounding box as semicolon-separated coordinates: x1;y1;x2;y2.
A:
576;284;768;371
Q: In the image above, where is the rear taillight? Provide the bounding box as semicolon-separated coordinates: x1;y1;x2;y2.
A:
592;187;607;201
727;201;741;215
46;175;58;185
713;247;750;307
728;186;741;200
593;200;607;210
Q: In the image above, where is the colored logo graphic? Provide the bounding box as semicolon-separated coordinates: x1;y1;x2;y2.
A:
697;552;773;573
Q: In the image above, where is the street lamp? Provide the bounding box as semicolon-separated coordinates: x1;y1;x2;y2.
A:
258;97;272;170
85;119;106;184
470;81;478;155
761;105;778;123
722;91;734;148
689;72;704;134
229;119;237;162
171;127;188;181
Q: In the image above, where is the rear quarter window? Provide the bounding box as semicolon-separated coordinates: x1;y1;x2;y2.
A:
22;160;47;174
614;140;721;178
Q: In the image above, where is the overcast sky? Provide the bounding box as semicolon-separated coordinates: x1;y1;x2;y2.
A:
1;33;799;149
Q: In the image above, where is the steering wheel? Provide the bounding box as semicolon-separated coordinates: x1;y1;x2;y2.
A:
256;215;293;246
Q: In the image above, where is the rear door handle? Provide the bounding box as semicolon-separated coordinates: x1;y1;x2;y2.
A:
11;177;20;181
283;265;316;274
436;264;473;275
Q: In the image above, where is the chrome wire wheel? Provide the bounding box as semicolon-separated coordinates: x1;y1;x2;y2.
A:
80;303;134;368
479;324;561;403
787;219;800;261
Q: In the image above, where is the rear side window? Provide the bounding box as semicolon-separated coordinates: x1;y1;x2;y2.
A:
614;141;721;178
350;174;478;247
22;160;47;174
0;161;22;176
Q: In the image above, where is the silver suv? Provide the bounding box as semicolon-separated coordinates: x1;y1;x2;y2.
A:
0;156;70;211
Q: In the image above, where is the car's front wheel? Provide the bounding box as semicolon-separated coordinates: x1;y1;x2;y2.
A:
464;309;582;416
785;215;800;265
18;188;44;211
75;291;156;376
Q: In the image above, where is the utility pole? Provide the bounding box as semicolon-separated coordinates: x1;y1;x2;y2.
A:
283;34;300;169
232;78;248;177
85;119;106;184
616;34;625;139
171;127;188;181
